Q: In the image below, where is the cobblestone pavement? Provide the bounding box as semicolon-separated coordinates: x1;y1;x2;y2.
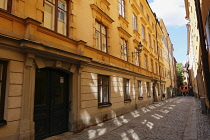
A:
51;97;210;140
196;98;210;140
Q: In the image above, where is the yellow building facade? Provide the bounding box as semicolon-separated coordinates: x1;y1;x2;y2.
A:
159;19;176;98
0;0;174;139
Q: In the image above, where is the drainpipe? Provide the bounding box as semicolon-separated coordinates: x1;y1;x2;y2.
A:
194;0;210;104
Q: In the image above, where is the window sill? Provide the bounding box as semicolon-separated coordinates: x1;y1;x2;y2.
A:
0;120;7;126
98;103;112;108
138;97;143;100
124;99;132;103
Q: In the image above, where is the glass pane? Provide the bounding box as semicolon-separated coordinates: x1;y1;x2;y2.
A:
122;7;125;18
58;0;66;11
54;73;65;104
102;34;107;52
98;85;102;102
96;22;100;31
58;10;65;21
98;32;101;50
96;31;100;48
103;86;108;102
35;70;47;105
0;0;7;10
44;1;55;30
58;10;66;35
101;25;106;35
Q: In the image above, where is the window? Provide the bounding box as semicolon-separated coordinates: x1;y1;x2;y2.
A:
0;61;7;126
0;0;12;12
147;14;150;22
132;13;137;30
155;62;158;74
96;21;107;53
119;0;125;18
148;34;151;46
144;54;147;70
44;0;67;35
123;78;130;102
151;59;154;72
121;38;128;61
140;3;143;12
135;49;140;66
142;25;145;39
98;75;111;107
154;40;157;52
146;82;150;97
138;81;143;99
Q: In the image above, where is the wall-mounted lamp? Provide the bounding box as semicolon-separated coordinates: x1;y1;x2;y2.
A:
132;42;143;58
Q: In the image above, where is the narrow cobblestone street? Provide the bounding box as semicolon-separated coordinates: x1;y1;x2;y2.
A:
46;97;210;140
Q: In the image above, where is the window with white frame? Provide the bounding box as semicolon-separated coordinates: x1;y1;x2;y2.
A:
142;25;145;39
144;54;147;70
123;78;130;102
148;34;151;46
98;75;111;107
95;21;107;53
121;38;128;61
156;62;158;74
44;0;67;35
118;0;125;18
151;59;154;72
132;13;137;30
147;14;150;22
140;3;143;12
138;80;143;98
135;49;140;66
154;40;157;52
146;82;150;97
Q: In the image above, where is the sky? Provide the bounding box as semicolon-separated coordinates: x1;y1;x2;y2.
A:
147;0;188;63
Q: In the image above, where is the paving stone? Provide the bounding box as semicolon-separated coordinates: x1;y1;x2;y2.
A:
57;97;210;140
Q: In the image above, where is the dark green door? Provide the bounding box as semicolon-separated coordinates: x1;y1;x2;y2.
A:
34;68;69;140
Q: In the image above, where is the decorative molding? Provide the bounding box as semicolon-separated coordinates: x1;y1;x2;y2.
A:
101;0;111;7
118;27;132;39
147;26;152;33
91;4;114;24
25;53;35;67
35;57;45;69
133;39;139;45
131;4;140;15
118;15;129;27
70;64;77;73
77;40;86;55
133;30;141;37
37;27;78;45
140;16;147;26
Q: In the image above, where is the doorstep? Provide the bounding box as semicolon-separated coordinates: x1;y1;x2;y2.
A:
44;132;74;140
